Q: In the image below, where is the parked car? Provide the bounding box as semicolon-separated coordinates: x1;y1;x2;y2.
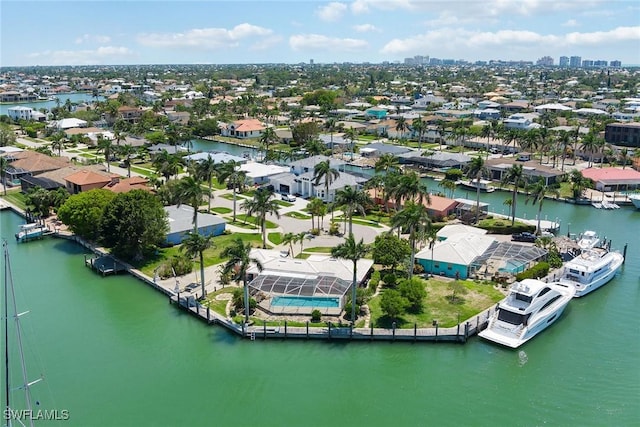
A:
281;194;296;202
184;283;199;293
511;232;537;243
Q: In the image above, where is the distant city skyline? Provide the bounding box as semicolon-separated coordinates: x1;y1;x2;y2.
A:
1;1;639;67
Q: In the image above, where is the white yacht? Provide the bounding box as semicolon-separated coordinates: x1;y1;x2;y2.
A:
557;248;624;297
577;230;600;251
479;279;575;348
459;179;496;193
628;194;640;209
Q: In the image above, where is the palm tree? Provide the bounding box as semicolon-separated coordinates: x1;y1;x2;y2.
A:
177;175;206;230
312;159;340;202
242;187;280;249
525;178;559;235
390;201;431;279
307;197;325;231
152;150;183;182
216;160;246;222
568;169;592;201
194;154;217;211
282;232;297;257
580;132;599;167
96;134;114;173
221;238;263;324
619;148;629;170
465;156;488;224
500;164;524;226
180;231;215;299
335;186;371;236
343;127;358;159
51;132;66;157
117;144;138;178
557;130;572;172
374;153;400;174
438;179;457;199
331;234;369;324
423;226;438;277
259;127;278;160
324;118;336;155
411;117;425;150
388;170;430;211
0;156;8;196
395;116;408;141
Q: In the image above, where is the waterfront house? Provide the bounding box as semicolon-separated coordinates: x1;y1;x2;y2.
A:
50;118;88;130
7;106;46;122
485;157;564;185
436;224;487;241
164;205;226;245
240;162;290;186
64;169;113;194
1;151;70;187
183;152;247;165
604;122;640;148
415;232;496;279
104;176;154;193
220;119;265;139
580;168;640;191
246;249;374;315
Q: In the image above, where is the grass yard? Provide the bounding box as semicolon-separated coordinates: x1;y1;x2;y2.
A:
1;191;27;210
368;278;504;329
202;288;236;316
235;214;278;229
211;207;232;214
286;211;311;220
303;246;334;253
268;232;282;245
275;200;293;207
136;233;262;276
221;193;248;201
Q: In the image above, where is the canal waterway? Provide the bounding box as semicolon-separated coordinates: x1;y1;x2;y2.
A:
0;93;102;116
1;192;638;425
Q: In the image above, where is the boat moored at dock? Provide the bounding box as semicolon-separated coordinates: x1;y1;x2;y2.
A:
15;222;48;242
479;279;575;348
557;248;624;297
577;230;600;251
459;179;496;192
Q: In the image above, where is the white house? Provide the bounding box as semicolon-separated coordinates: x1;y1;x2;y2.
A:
503;114;540;130
7;106;46;122
51;118;88;130
220;119;265;139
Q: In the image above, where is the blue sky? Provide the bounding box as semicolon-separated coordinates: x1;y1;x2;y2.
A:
2;1;639;66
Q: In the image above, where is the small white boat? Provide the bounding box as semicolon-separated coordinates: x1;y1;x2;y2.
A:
479;279;575;348
15;223;46;242
460;179;495;193
591;202;602;209
577;230;600;251
557;248;624;297
628;194;640;209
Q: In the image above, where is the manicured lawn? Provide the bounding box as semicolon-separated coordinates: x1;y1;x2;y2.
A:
235;214;278;229
211;207;232;214
477;217;535;234
137;233;262;276
303;246;334;253
1;191;27;210
227;220;258;230
221;193;248;201
275;200;293;207
268;232;282;245
202;288;236;316
334;217;384;228
285;211;311;220
295;253;311;259
367;278;504;329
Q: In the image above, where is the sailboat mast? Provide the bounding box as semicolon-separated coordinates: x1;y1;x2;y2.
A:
5;241;37;427
3;241;11;426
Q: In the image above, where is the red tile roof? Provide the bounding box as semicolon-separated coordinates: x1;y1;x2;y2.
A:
64;169;112;186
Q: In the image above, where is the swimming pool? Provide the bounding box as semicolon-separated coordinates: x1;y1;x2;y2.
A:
271;296;340;308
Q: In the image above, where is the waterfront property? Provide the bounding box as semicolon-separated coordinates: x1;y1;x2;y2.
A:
246;249;374;316
164;205;226;245
580;167;640;191
415;232;496;279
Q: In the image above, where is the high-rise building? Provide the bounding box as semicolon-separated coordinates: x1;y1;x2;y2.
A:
569;56;582;67
309;59;314;65
610;60;621;67
582;59;594;68
536;56;554;66
559;56;569;67
593;60;608;67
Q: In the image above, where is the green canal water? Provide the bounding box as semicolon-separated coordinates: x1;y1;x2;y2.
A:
1;197;639;426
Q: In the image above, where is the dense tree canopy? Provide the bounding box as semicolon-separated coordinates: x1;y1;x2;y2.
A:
99;189;169;260
57;189;115;240
372;233;411;272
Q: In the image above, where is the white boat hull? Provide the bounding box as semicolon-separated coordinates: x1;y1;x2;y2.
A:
629;195;640;209
479;283;575;348
559;252;624;297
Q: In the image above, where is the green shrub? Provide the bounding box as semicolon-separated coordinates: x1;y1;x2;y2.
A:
311;309;322;323
157;254;192;279
311;228;320;236
515;262;550;281
329;222;340;236
382;273;397;288
368;270;381;291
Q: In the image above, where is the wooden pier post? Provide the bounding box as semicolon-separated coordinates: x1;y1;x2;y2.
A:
435;323;439;342
623;243;627;264
263;321;267;340
464;322;470;342
284;320;287;338
207;307;210;323
392;322;396;341
328;322;332;341
414;323;417;342
306;321;309;339
370;323;373;341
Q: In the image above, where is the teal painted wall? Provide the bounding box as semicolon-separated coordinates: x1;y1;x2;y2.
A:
416;258;468;279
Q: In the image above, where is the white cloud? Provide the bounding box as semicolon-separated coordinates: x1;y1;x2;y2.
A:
137;24;273;49
316;2;348;22
75;34;111;44
353;24;380;33
26;46;134;65
562;19;579;27
289;34;368;52
380;26;640;55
